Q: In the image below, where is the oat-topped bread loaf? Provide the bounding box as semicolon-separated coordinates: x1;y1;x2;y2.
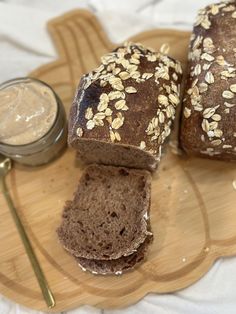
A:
76;235;152;275
57;164;152;260
68;42;182;171
180;0;236;160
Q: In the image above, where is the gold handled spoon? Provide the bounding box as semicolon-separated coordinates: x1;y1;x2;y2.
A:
0;154;55;308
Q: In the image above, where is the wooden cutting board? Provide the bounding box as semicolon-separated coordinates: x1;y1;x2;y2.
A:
0;9;236;313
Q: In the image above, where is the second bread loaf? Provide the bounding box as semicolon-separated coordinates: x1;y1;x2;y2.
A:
181;1;236;160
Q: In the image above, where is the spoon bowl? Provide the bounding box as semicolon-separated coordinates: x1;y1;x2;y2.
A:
0;154;12;177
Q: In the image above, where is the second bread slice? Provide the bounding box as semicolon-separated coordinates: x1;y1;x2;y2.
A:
76;235;152;275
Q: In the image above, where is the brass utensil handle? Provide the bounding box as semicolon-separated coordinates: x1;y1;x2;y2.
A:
0;178;55;308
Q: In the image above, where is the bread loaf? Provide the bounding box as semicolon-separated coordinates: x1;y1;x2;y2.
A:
180;0;236;160
57;164;152;260
68;42;182;171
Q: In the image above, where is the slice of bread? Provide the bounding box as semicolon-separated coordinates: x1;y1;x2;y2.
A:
76;235;152;275
57;164;151;260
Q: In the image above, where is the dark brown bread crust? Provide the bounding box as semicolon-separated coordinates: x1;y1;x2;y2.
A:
76;235;152;275
57;164;152;260
180;1;236;160
68;42;182;171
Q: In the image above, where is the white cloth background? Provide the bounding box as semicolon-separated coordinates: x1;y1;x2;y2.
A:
0;0;236;313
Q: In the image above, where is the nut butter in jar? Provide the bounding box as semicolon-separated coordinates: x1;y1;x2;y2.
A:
0;77;67;166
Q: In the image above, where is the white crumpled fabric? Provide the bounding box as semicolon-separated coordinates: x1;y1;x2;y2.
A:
0;0;236;313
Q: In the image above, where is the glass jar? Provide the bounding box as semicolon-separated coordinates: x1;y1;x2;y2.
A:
0;77;67;166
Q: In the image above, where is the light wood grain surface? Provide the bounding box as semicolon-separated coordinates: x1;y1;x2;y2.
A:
0;9;236;313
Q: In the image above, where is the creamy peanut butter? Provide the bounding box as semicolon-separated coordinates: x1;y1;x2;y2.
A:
0;80;58;145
